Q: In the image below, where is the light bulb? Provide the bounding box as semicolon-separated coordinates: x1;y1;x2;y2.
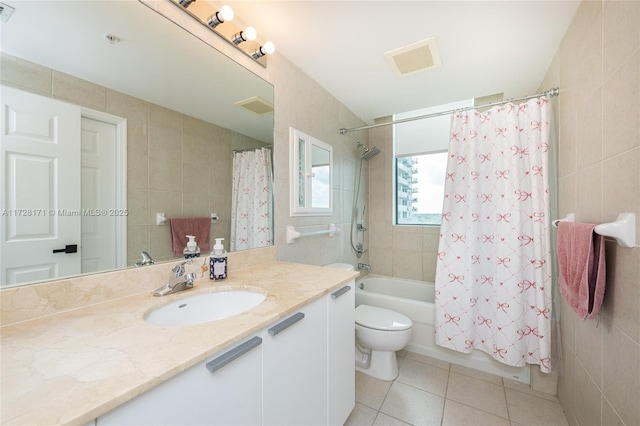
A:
263;41;275;55
207;5;234;28
244;26;257;41
219;5;234;22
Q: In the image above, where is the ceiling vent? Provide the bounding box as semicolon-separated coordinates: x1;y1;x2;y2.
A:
0;2;15;22
235;96;274;115
384;37;442;78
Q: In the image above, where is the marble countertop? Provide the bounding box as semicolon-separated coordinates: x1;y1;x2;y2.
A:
0;261;358;425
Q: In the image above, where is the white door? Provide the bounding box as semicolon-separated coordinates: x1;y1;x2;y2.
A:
0;85;81;286
81;117;117;274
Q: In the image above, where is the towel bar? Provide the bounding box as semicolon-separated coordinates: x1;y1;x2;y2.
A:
156;213;219;226
286;224;340;244
553;212;636;248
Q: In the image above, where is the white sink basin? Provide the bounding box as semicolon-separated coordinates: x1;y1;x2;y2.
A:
145;291;267;326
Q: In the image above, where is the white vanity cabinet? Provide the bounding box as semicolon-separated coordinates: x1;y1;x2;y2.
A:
262;295;328;425
327;282;355;425
97;333;263;425
96;281;355;426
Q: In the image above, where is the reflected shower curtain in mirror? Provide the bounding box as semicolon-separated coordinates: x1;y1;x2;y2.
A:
230;148;273;251
434;97;553;372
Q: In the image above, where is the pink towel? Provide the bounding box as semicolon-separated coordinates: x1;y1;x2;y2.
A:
169;217;211;257
557;222;606;320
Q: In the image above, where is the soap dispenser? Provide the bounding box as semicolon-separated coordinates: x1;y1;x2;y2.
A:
183;235;200;259
209;238;227;280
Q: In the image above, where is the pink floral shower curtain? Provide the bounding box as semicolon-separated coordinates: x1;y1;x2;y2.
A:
434;97;553;373
230;147;273;251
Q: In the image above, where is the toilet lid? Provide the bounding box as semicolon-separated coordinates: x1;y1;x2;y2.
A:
355;305;412;331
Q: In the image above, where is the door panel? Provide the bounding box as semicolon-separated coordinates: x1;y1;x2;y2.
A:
1;85;81;286
80;117;117;273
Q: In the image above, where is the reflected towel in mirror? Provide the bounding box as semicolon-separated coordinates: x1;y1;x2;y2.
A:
170;217;211;257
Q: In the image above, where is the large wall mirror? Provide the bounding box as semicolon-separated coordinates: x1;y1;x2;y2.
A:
0;0;274;287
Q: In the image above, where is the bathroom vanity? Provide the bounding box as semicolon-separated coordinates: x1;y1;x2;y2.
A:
0;256;358;425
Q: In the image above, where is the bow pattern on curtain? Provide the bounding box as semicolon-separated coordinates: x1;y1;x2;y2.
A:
435;97;553;373
230;147;274;252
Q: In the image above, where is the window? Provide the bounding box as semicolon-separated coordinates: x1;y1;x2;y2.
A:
395;152;448;225
393;98;473;226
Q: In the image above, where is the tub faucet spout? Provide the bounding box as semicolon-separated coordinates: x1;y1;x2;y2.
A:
358;263;371;271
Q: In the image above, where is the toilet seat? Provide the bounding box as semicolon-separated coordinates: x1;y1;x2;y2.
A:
355;305;412;331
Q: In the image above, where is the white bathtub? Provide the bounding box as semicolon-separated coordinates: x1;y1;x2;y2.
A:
356;275;530;384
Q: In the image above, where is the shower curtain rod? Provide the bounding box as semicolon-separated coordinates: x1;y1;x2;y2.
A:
339;87;560;135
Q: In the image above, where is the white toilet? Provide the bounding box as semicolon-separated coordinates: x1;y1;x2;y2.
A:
323;263;413;381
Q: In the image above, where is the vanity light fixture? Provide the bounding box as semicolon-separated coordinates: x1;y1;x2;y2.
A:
207;5;234;29
171;0;273;66
231;26;257;45
251;41;275;59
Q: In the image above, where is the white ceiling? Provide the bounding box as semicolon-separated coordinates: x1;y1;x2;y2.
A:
0;1;581;133
230;0;580;123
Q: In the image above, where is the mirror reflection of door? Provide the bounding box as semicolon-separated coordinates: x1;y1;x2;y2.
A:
0;86;125;286
80;117;118;274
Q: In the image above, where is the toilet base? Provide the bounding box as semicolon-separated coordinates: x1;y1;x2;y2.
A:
355;349;399;381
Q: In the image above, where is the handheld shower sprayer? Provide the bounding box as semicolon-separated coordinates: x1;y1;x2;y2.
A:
358;205;367;231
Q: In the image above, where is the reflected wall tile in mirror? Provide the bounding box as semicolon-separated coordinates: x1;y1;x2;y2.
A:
210;161;232;194
127;152;149;191
182;192;209;217
210;194;232;224
127;189;149;226
0;53;52;96
149;124;182;163
149;223;177;262
149;158;183;193
183;166;207;193
127;225;149;265
52;70;107;112
148;190;183;226
107;90;149;156
183;134;212;169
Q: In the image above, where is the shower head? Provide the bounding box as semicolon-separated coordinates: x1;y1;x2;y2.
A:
356;142;381;160
361;146;381;160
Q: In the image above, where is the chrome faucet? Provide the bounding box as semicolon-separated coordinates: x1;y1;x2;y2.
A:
358;263;371;271
153;260;196;297
135;251;154;267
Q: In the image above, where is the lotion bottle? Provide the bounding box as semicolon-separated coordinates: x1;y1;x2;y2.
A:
183;235;200;259
209;238;227;280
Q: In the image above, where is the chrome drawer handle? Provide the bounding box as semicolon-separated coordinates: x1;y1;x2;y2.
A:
206;336;262;373
268;312;305;336
331;285;351;299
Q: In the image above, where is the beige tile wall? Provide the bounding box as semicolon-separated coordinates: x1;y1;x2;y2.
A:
1;52;268;266
266;54;370;268
366;120;448;283
539;1;640;425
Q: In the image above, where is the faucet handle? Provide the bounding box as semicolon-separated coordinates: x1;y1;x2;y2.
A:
171;260;191;277
185;272;196;288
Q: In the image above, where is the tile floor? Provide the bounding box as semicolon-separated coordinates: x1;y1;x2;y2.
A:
345;350;569;426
